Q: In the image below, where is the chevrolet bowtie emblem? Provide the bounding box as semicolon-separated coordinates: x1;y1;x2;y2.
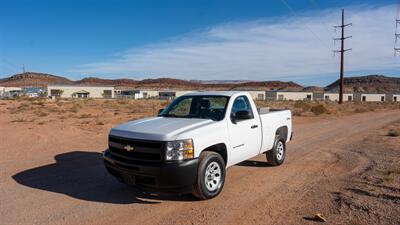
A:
124;145;134;152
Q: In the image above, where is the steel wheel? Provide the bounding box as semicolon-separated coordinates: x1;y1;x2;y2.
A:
276;141;284;161
204;161;222;192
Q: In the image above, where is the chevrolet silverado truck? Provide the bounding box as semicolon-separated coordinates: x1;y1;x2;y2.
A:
103;91;293;199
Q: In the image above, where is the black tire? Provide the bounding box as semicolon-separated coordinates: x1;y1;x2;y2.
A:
192;151;226;200
266;135;286;166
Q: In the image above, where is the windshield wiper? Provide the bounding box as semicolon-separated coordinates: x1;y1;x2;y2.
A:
161;114;178;118
187;115;216;121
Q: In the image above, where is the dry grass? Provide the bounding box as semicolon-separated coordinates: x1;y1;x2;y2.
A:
311;104;329;115
11;118;27;123
3;99;399;127
69;105;80;113
37;111;48;117
79;113;92;119
382;167;400;183
255;100;398;117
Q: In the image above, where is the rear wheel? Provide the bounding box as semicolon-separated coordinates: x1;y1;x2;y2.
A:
266;135;286;166
192;151;226;200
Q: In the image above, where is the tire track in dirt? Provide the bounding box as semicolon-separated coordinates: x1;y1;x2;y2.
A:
2;110;400;225
146;111;400;225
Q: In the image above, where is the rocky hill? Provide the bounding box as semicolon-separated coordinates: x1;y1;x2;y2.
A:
1;72;398;92
0;72;302;90
0;72;73;87
326;75;400;93
75;77;138;86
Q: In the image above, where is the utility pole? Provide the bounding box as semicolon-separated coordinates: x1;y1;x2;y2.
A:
333;9;352;104
395;4;400;56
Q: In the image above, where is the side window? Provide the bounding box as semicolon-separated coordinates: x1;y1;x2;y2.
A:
231;96;254;119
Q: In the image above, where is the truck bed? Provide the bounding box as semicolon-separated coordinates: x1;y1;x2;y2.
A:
258;108;292;153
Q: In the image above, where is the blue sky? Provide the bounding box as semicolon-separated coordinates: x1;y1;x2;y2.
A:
0;0;399;86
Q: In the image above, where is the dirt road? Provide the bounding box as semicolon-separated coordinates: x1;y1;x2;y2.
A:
1;110;399;225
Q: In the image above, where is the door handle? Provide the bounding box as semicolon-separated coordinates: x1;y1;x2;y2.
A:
251;125;258;129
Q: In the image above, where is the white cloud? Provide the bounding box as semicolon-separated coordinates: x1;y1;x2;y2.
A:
73;4;399;82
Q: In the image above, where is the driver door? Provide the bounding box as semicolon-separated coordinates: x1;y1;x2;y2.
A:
227;95;262;165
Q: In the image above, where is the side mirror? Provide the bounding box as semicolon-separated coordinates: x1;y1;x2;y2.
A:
158;108;164;115
232;110;252;123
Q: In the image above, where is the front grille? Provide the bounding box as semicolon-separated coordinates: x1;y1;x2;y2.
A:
108;135;164;163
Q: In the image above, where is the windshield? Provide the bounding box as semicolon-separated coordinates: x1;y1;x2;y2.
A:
159;95;229;121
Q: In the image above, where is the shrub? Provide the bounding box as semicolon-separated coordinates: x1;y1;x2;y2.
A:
79;113;92;119
387;129;399;137
311;104;329;115
69;105;80;113
292;109;303;116
31;100;45;106
117;99;129;105
354;108;368;113
37;111;48;117
294;101;311;112
11;118;27;122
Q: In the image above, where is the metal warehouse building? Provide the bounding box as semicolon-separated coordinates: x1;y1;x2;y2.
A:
47;85;114;99
386;93;400;102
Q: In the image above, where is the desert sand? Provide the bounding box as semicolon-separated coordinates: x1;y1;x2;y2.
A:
0;98;399;225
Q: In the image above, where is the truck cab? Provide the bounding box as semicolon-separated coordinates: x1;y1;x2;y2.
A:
103;91;293;199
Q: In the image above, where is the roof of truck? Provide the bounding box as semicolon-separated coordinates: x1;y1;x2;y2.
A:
183;91;246;97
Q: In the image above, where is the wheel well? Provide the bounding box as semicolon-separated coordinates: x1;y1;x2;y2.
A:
276;126;288;141
201;143;228;165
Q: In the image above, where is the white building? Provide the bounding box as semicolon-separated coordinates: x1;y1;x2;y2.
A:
47;85;114;98
0;86;22;97
354;93;386;102
139;90;160;99
246;91;266;100
266;91;313;101
323;93;353;101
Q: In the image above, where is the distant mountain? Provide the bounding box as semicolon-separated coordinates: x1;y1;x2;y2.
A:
0;72;73;87
325;75;400;93
1;72;398;93
302;86;325;92
0;72;302;90
75;77;138;86
190;80;252;84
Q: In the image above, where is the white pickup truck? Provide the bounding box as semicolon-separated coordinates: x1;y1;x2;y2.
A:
103;91;293;199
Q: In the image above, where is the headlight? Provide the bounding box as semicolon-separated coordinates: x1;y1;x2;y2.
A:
166;139;194;161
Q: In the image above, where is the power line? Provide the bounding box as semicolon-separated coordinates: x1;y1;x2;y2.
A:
0;63;18;75
280;0;331;50
394;0;400;56
0;57;20;72
308;0;336;38
333;9;352;104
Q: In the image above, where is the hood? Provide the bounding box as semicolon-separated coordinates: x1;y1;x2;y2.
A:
110;117;214;141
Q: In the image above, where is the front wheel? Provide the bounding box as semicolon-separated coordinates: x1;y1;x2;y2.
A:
192;151;226;200
266;135;286;166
